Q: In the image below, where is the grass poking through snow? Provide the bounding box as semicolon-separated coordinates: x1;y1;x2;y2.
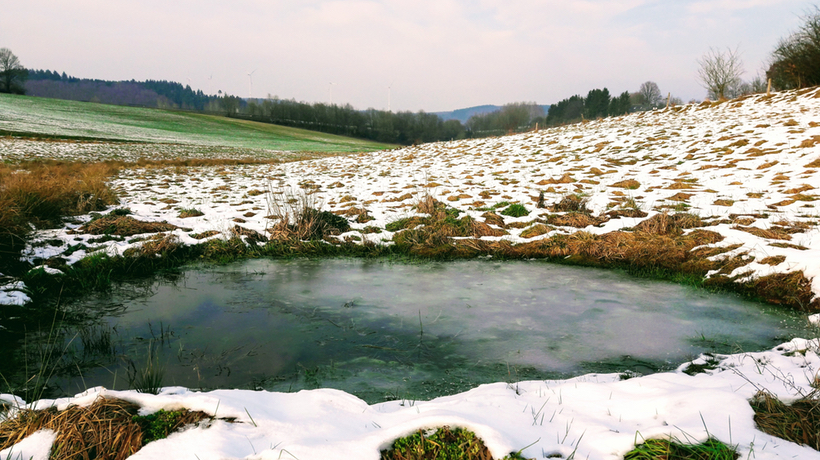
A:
380;426;528;460
750;390;820;450
624;437;739;460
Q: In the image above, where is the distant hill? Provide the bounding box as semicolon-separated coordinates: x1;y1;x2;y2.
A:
24;69;220;110
436;104;551;123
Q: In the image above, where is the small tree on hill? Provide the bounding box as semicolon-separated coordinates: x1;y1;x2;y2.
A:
697;47;744;100
638;81;662;108
0;48;27;94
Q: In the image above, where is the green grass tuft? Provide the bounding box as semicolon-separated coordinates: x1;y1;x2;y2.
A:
500;203;530;218
380;426;529;460
624;437;738;460
132;409;211;445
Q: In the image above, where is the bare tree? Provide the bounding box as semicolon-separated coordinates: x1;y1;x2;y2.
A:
0;48;27;94
638;81;662;108
697;47;744;100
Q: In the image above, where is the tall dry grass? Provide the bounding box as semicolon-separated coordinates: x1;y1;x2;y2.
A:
0;162;120;271
0;397;212;460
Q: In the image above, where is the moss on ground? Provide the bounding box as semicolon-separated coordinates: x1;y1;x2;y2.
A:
623;437;739;460
380;426;529;460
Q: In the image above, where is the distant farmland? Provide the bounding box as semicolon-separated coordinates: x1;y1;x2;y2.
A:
0;93;396;163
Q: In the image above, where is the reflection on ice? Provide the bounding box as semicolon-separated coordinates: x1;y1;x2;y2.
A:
17;259;810;403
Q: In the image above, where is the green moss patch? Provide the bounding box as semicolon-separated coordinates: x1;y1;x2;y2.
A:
380;426;528;460
624;437;738;460
132;409;212;446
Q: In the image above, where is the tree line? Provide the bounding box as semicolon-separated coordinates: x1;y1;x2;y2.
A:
545;89;631;126
240;97;466;144
24;69;220;110
0;47;676;145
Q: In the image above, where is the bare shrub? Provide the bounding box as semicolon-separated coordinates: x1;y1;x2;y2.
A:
697;47;744;100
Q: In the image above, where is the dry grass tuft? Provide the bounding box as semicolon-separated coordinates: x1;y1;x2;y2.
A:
80;216;179;236
0;397;210;460
336;206;375;223
481;212;506;228
799;136;820;148
732;225;793;241
605;208;648;219
760;256;787;266
667;192;693;202
667;180;698;190
535;173;575;185
415;193;439;214
769;242;809;250
178;208;204;218
751;390;820;450
0;162;120;269
551;194;589;213
546;213;606;228
736;271;820;310
231;225;269;244
0;162;119;229
471;220;509;237
520;224;552;239
610;179;641;189
266;188;350;240
190;230;220;240
123;234;182;257
634;212;703;236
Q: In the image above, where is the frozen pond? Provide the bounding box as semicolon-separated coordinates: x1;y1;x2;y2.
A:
4;258;812;403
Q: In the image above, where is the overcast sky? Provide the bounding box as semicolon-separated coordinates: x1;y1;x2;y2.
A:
1;1;814;112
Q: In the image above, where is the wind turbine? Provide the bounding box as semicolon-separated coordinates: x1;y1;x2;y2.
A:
387;80;395;112
329;82;335;105
207;74;213;96
247;69;257;99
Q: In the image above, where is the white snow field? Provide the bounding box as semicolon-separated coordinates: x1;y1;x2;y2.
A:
2;87;820;458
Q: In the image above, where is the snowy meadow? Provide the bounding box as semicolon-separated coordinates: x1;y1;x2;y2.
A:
1;88;820;459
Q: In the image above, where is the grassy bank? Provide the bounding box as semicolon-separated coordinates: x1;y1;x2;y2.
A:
15;212;820;314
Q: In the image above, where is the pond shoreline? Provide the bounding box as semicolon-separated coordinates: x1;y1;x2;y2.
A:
15;226;820;315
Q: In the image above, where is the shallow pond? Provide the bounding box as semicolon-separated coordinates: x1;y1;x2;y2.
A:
4;259;814;403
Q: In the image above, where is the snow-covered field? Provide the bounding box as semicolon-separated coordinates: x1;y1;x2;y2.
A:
2;88;820;458
9;87;820;306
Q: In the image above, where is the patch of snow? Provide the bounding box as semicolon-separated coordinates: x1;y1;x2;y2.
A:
3;340;820;459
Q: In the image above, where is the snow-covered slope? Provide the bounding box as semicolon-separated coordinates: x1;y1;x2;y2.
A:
14;87;820;307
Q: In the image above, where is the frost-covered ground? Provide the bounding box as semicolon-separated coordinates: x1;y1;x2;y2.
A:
2;88;820;458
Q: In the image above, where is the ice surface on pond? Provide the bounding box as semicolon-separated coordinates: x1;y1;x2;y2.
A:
36;259;809;401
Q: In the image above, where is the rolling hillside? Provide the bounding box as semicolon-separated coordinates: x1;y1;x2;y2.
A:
0;93;396;163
